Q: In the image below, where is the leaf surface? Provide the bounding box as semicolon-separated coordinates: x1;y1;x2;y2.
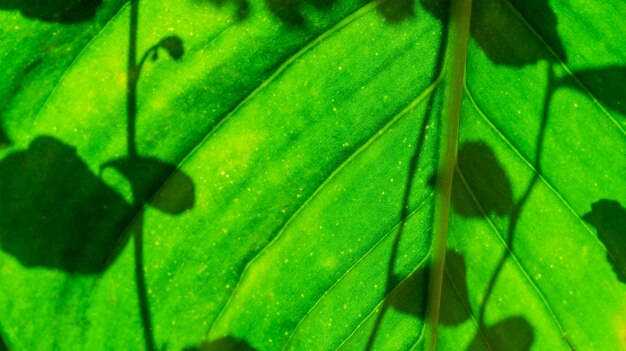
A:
0;0;624;350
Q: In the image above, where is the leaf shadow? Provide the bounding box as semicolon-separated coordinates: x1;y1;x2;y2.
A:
467;317;534;351
390;250;471;327
467;0;566;66
364;250;472;349
201;0;251;20
557;65;626;117
0;125;9;149
582;199;626;284
183;336;258;351
0;332;7;351
0;136;132;273
453;141;513;217
0;0;103;23
265;0;336;26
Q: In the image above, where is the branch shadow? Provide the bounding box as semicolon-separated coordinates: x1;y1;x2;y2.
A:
451;55;626;350
449;63;626;350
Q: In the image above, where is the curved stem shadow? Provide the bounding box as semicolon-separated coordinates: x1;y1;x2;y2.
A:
364;11;449;350
476;63;553;328
126;1;156;349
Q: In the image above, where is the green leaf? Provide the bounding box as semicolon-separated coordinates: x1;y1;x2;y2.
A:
0;0;624;351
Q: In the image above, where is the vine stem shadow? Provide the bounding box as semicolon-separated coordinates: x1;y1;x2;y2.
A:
127;0;156;349
469;62;575;350
364;12;449;350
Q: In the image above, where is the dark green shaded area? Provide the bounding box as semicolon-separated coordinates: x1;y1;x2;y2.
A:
468;317;534;351
583;200;626;283
454;141;513;217
184;336;257;351
0;136;131;273
563;66;626;116
0;0;102;23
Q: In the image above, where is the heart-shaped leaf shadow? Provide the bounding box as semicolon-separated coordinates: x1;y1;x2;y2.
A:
0;136;131;273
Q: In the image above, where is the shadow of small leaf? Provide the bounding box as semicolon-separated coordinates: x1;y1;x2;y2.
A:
101;156;195;214
438;250;471;326
388;267;429;319
582;199;626;283
453;141;513;218
0;136;132;273
0;333;7;351
266;0;336;26
0;126;9;148
559;66;626;116
390;250;469;325
202;0;250;20
467;317;534;351
376;0;416;23
158;36;185;61
376;0;446;23
183;336;257;351
469;0;566;66
0;0;103;23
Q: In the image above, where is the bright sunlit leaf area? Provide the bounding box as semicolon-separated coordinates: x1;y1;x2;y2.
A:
0;0;624;350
